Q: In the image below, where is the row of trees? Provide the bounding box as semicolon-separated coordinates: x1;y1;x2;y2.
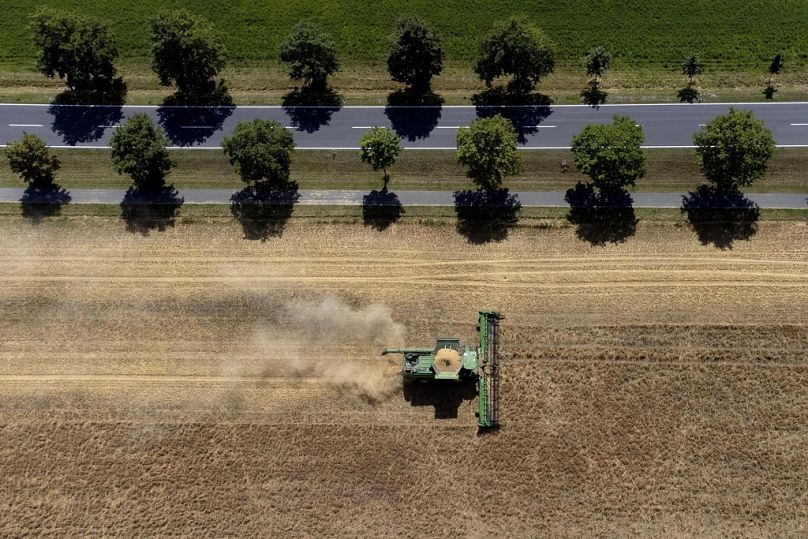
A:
31;8;788;108
29;8;445;101
5;108;775;196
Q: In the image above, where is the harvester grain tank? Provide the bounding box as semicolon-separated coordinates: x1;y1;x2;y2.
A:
382;311;503;429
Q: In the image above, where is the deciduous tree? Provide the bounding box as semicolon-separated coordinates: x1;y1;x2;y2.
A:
30;8;123;96
570;116;645;193
110;114;174;190
456;115;520;189
359;127;401;186
279;22;340;90
474;17;555;94
387;16;443;92
150;10;226;96
222;120;296;185
693;108;775;191
5;134;61;187
585;46;612;81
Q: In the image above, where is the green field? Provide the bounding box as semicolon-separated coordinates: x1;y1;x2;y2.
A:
2;1;807;70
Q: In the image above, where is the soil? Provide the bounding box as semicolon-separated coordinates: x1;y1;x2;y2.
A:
0;216;806;536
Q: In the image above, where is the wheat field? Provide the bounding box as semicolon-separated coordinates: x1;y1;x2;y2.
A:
1;216;806;536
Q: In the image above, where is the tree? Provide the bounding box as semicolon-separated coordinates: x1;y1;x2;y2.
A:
765;54;784;99
678;55;704;103
581;46;612;105
30;8;122;95
5;134;61;187
456;115;520;189
570;116;645;193
693;108;775;191
150;10;226;96
110;114;174;190
387;16;443;92
359;127;401;186
222;120;296;185
682;55;704;82
768;54;784;84
279;22;340;90
585;46;612;81
475;17;555;94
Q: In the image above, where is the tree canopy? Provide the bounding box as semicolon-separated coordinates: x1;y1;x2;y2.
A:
279;22;340;89
30;8;122;95
693;108;775;190
682;55;704;81
570;115;646;193
456;115;521;189
359;127;401;185
769;54;784;78
110;114;174;190
149;10;226;95
474;17;555;94
387;15;443;91
222;119;296;185
585;46;612;79
5;134;61;187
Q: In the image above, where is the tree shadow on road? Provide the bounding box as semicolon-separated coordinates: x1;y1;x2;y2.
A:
120;184;184;235
282;86;343;134
472;87;553;144
48;84;126;145
157;82;235;147
384;89;443;141
362;187;404;230
20;184;72;223
230;180;300;241
403;380;477;419
454;188;522;244
681;185;760;249
564;182;637;246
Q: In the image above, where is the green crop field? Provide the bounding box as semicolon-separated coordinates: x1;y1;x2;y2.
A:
1;1;808;71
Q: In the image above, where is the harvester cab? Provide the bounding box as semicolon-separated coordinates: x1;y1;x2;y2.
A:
382;311;503;429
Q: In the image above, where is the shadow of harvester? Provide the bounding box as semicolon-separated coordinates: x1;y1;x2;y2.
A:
403;380;477;419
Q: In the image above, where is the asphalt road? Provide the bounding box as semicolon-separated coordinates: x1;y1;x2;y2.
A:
0;188;805;209
4;102;808;150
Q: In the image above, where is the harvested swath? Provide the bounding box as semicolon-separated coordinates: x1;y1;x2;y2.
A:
0;216;805;536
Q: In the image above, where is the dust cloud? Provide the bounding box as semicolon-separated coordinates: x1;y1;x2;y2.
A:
249;296;406;403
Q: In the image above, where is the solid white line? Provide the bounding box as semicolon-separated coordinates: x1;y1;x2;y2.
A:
180;125;216;129
98;125;119;128
8;124;43;127
789;123;808;126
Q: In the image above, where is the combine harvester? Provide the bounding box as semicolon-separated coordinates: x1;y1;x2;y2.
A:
382;311;503;429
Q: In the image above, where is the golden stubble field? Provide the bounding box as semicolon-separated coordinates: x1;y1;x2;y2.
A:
0;216;806;537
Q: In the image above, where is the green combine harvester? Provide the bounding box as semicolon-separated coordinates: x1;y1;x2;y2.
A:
382;311;503;429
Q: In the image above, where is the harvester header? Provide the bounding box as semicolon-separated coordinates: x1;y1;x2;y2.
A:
382;311;503;429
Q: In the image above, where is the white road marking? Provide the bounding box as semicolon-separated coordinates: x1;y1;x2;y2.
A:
789;123;808;126
98;125;119;128
9;124;43;127
180;125;216;129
